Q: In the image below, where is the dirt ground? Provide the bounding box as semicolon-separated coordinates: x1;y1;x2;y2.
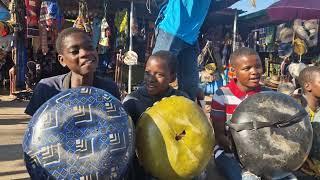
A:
0;94;30;180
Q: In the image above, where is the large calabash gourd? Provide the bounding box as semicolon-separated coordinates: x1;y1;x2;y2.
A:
229;92;313;179
136;96;214;180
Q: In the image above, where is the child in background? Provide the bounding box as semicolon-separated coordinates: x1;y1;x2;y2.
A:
295;66;320;179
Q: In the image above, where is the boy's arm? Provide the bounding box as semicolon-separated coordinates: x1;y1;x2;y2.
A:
25;82;48;116
122;95;139;124
212;120;232;152
210;90;232;152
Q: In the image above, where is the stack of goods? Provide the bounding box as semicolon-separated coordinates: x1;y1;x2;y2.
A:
294;19;319;49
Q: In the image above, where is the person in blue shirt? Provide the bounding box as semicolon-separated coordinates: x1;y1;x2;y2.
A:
152;0;212;100
25;27;120;116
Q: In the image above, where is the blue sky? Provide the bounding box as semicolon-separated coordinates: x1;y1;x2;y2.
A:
230;0;280;16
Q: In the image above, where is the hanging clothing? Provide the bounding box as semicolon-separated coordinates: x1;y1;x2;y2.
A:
92;17;101;49
115;10;128;34
39;0;64;30
114;9;128;48
25;0;41;26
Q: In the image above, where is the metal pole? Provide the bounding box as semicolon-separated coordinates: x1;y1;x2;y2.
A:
232;10;238;52
128;0;133;93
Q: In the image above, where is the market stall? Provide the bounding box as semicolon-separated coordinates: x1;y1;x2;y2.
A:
238;3;320;90
0;0;244;93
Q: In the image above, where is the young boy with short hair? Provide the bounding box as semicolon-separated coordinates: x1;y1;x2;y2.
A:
295;66;320;178
25;27;120;116
211;47;269;180
297;66;320;121
122;50;188;180
122;50;188;124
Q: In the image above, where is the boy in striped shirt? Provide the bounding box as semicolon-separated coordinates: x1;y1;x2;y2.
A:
211;47;268;180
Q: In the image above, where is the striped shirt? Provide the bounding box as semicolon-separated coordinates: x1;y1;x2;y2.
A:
211;79;268;123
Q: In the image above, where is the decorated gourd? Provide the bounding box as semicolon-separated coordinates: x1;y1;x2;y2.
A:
136;96;214;180
23;87;134;179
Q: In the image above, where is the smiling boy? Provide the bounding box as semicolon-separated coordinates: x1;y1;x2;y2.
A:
25;27;120;116
122;50;188;125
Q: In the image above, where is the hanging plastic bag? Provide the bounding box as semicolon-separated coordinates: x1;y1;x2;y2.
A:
99;18;110;47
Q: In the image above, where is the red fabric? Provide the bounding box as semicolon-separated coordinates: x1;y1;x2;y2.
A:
228;79;262;99
25;0;41;27
211;79;263;122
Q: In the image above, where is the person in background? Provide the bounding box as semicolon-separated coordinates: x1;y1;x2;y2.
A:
9;64;16;96
152;0;213;100
294;66;320;179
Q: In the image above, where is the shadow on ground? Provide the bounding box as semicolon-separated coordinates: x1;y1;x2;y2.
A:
0;101;29;108
0;118;30;125
0;144;23;162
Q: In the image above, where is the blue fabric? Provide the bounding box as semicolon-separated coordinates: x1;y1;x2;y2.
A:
0;6;10;21
199;74;225;95
153;28;199;100
215;152;242;180
157;0;211;45
92;18;101;49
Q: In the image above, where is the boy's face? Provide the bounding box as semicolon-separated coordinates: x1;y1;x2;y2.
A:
58;32;98;76
233;55;263;90
308;72;320;99
144;57;174;96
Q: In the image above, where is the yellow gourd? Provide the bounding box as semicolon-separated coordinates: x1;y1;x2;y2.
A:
136;96;214;180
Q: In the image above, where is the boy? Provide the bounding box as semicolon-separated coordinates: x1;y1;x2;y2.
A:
122;50;188;124
295;66;320;178
122;50;188;180
25;27;120;116
297;66;320;121
211;47;269;180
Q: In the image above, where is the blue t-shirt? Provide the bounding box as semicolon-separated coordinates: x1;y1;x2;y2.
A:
157;0;212;45
25;72;121;116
